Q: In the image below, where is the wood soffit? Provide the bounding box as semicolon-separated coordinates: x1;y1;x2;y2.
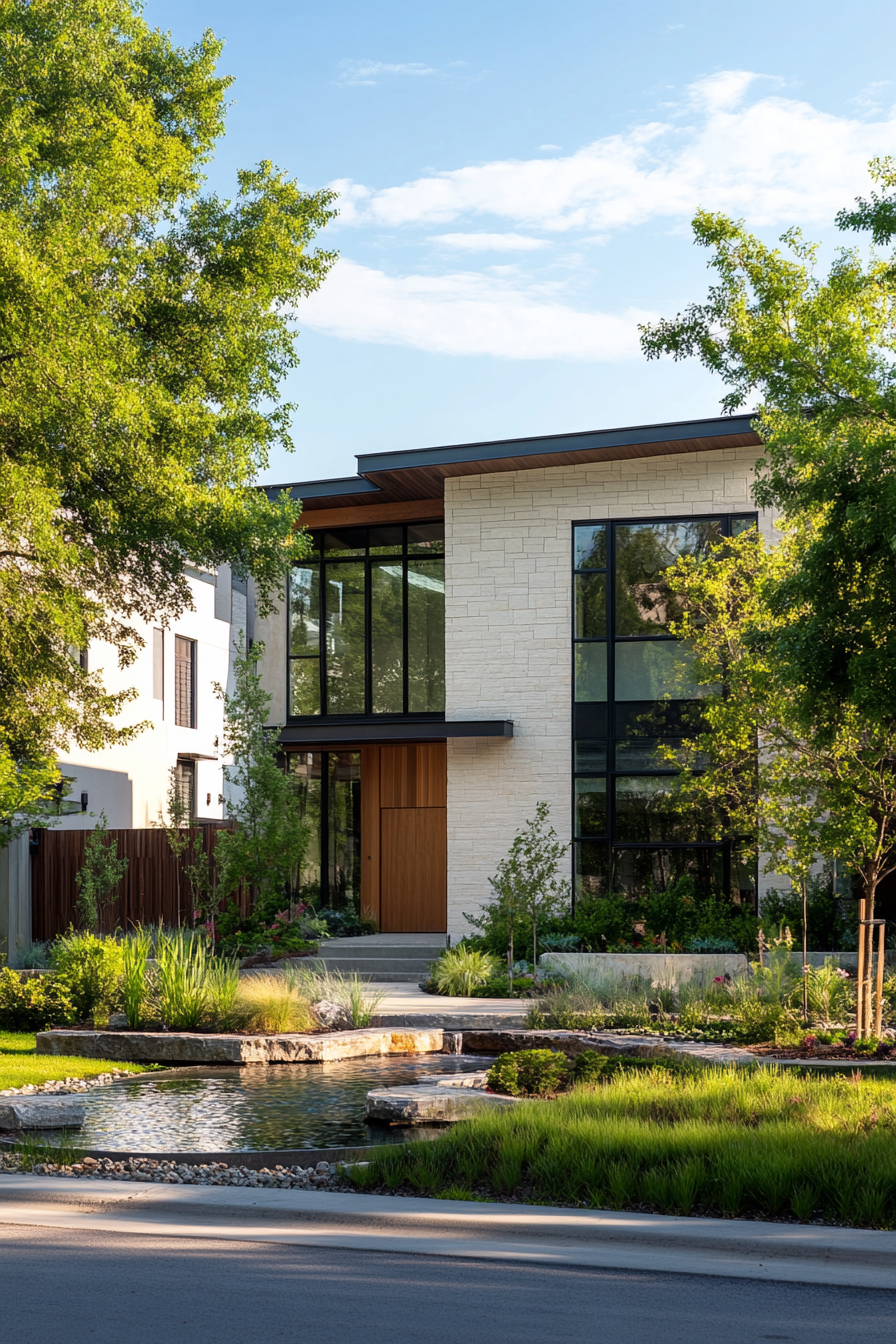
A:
295;429;762;512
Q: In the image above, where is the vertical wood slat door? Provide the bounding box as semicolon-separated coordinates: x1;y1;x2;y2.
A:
377;743;447;933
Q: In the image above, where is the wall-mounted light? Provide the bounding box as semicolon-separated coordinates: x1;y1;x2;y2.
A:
80;792;88;812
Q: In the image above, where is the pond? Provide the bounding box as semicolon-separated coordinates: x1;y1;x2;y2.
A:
33;1054;491;1153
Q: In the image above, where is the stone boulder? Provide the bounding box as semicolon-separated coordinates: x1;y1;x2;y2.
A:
0;1096;86;1129
311;1000;354;1031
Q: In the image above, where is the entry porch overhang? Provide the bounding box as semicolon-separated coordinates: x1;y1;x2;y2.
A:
277;719;513;749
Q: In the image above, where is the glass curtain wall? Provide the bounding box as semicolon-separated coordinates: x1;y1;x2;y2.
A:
288;524;445;717
287;752;362;909
573;514;757;901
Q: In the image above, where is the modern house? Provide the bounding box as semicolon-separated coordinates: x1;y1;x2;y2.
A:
0;410;773;959
253;411;768;942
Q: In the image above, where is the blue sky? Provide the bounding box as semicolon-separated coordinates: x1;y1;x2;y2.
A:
145;0;896;485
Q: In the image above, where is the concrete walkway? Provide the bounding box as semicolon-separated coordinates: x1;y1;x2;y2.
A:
374;982;531;1016
1;1175;893;1289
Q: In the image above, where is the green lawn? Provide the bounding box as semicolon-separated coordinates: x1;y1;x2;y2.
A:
0;1032;149;1091
353;1059;896;1228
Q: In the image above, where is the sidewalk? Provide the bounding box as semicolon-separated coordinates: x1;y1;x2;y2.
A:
374;982;531;1024
1;1175;893;1289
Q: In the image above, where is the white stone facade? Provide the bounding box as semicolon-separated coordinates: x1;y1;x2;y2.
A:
443;444;771;940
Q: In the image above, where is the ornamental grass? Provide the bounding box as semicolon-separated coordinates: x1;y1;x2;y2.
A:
352;1062;896;1228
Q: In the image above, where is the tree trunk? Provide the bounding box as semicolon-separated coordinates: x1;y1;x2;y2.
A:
801;879;809;1021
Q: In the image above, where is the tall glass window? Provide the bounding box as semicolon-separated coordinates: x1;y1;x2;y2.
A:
573;514;757;901
288;751;362;909
288;523;445;717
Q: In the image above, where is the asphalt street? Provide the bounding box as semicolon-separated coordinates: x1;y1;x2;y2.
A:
1;1225;893;1344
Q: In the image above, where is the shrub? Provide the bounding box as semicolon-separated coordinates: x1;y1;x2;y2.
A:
432;947;500;997
539;934;580;952
686;936;739;953
570;1049;613;1086
0;968;77;1031
232;973;314;1034
487;1049;571;1097
205;959;241;1027
760;870;855;951
49;930;124;1021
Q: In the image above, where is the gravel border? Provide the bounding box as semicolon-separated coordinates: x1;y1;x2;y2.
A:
0;1149;359;1189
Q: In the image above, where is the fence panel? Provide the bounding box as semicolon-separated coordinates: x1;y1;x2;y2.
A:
30;824;246;940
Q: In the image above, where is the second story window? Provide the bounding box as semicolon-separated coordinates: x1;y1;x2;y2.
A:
289;523;445;718
174;635;196;728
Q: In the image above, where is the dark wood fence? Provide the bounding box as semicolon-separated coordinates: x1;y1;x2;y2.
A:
31;824;248;940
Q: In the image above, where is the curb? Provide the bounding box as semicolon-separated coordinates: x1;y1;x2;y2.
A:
1;1176;894;1289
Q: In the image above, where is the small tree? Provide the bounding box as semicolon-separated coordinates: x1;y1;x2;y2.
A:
661;530;896;1036
214;637;308;919
75;811;129;933
157;770;217;928
483;803;570;988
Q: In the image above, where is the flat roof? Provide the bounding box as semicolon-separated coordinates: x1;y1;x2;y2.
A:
267;411;760;512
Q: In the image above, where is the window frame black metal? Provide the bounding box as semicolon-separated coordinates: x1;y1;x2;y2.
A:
570;511;758;904
287;521;446;723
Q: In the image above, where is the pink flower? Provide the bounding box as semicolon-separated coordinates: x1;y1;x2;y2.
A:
837;968;850;979
713;975;725;983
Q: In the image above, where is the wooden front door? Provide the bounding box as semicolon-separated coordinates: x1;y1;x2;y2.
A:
360;743;447;932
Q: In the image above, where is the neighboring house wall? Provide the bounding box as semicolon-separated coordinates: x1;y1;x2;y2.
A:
443;444;772;941
252;576;288;725
55;569;244;833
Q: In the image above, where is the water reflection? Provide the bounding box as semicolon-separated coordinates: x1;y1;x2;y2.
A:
51;1054;489;1153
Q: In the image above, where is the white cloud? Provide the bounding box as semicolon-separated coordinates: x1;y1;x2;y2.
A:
330;71;896;232
539;144;562;151
299;259;654;361
337;60;435;87
429;232;548;251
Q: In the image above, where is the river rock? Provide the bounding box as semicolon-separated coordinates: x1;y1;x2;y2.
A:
0;1096;86;1129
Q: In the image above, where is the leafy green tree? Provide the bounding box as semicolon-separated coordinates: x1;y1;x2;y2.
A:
214;637;309;918
0;0;335;828
640;162;896;729
660;530;896;1032
75;811;129;933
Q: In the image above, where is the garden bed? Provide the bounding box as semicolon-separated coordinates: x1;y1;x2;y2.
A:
349;1055;896;1228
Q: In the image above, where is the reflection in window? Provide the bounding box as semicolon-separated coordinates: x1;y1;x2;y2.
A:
325;563;366;714
371;562;404;714
288;752;361;910
575;643;607;702
408;558;445;712
575;778;607;836
572;513;756;902
288;523;446;717
614;641;704;701
615;520;722;635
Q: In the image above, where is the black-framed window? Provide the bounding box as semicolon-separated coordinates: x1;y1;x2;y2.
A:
572;514;757;901
287;751;361;908
289;523;445;718
174;636;196;728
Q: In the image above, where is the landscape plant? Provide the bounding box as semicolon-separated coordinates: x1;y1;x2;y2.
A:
284;964;385;1028
157;774;218;928
0;969;77;1031
49;930;124;1023
154;929;209;1030
486;1049;571;1097
470;803;569;988
74;813;129;933
231;973;314;1034
0;0;334;828
353;1062;896;1227
431;947;501;997
121;928;153;1029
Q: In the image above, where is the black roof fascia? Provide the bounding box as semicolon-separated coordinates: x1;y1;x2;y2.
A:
278;720;513;747
263;477;381;503
355;413;756;475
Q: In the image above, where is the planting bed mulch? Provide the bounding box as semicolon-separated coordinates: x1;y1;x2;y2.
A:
746;1043;896;1061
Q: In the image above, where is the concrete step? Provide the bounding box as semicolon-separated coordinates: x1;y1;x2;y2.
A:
320;942;445;960
317;956;436;977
